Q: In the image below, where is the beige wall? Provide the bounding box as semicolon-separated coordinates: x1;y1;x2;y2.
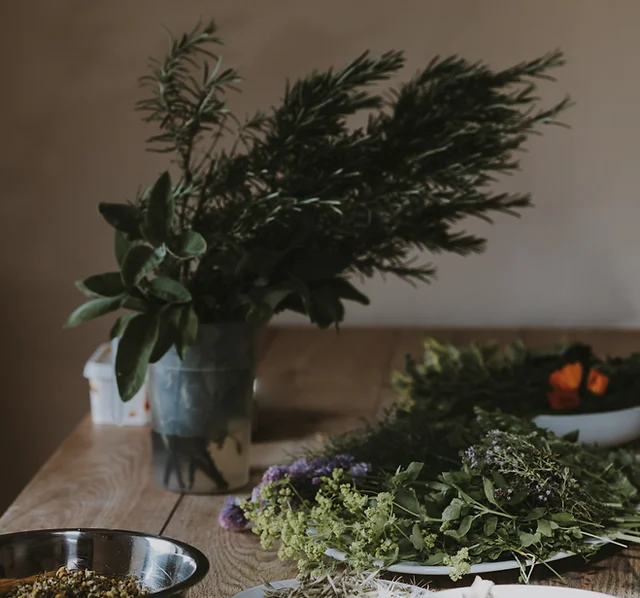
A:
1;0;639;511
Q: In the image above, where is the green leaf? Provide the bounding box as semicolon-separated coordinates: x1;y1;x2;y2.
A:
144;171;174;245
405;462;424;482
75;272;125;298
115;312;160;401
483;477;499;506
537;519;554;538
552;512;575;525
484;516;498;536
174;304;198;360
394;487;421;516
121;245;166;287
168;230;207;258
98;203;142;235
64;296;123;328
148;277;192;303
519;532;537;548
457;515;474;538
115;230;132;267
442;498;464;522
409;524;425;551
525;507;546;521
149;313;177;363
110;313;135;340
424;552;446;566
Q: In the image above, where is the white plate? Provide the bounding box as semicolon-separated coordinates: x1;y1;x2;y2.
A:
232;580;617;598
324;547;574;576
533;405;640;447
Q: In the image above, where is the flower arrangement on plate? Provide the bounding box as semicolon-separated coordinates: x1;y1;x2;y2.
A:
392;338;640;447
220;393;640;582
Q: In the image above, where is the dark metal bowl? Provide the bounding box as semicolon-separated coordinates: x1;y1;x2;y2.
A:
0;528;209;597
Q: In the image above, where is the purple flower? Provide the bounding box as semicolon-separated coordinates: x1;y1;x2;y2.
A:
251;483;263;502
262;464;289;483
331;454;356;470
349;462;370;477
218;497;248;531
288;458;312;478
312;477;323;485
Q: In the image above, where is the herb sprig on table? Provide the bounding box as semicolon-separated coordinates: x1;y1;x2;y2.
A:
224;409;640;582
393;338;640;418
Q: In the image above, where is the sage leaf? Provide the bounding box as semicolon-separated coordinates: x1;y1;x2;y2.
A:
121;244;166;287
98;203;142;235
148;277;192;303
401;462;422;481
144;171;174;245
484;515;498;536
525;507;546;521
76;272;125;298
519;532;537;548
483;477;499;506
110;313;135;340
424;552;446;566
149;313;177;363
114;230;133;267
64;296;123;328
394;487;421;516
537;519;554;538
457;515;474;537
115;312;159;401
409;523;425;550
442;498;464;522
168;230;207;258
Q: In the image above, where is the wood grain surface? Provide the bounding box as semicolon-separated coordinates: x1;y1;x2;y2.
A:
1;327;639;597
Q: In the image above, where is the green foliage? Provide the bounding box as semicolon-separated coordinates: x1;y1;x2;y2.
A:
393;337;640;417
67;18;572;400
245;411;640;582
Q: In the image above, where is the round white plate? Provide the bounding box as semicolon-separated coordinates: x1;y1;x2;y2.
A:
324;547;573;576
232;580;617;598
533;405;640;447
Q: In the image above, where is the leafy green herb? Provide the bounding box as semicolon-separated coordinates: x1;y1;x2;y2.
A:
241;409;640;582
66;17;571;400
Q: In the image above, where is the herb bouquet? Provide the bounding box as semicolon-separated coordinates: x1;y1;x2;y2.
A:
221;403;640;582
393;338;640;446
66;18;570;494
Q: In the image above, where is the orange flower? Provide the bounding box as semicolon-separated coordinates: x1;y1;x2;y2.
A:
547;361;609;410
548;362;582;410
549;362;583;391
587;369;609;395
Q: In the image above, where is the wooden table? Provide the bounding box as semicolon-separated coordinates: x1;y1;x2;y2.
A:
2;327;640;597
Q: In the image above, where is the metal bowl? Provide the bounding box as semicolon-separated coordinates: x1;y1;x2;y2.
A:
0;528;209;597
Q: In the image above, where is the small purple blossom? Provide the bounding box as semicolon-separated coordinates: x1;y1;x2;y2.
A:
349;462;370;478
218;496;248;531
262;464;289;483
288;458;312;478
312;476;323;485
464;447;478;468
251;483;263;502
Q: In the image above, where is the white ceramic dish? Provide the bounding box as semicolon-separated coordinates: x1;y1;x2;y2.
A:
324;547;574;576
533;405;640;447
232;579;617;598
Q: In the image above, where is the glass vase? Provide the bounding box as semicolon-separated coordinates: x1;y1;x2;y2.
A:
147;323;256;494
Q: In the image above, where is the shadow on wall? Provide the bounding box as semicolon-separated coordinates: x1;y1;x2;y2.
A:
0;283;107;513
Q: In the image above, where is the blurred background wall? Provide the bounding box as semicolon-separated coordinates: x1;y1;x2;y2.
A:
1;0;639;511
